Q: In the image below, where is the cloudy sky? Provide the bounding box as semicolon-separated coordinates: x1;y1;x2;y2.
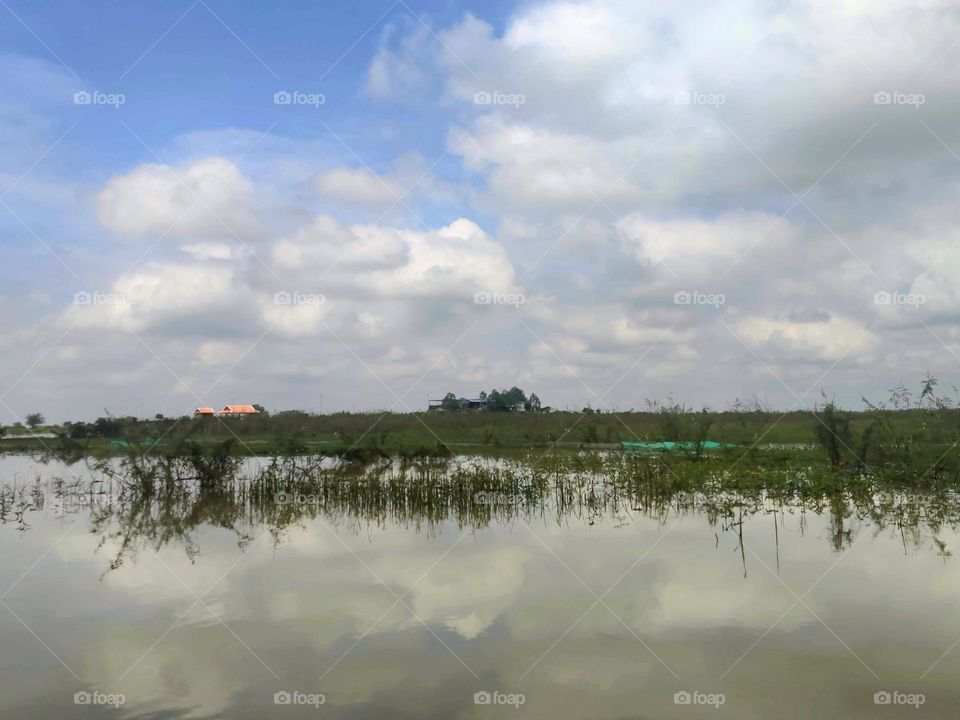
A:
3;0;960;421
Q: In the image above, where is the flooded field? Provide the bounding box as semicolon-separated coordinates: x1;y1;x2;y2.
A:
1;453;958;718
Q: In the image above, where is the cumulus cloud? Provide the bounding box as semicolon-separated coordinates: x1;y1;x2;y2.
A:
96;157;260;241
66;261;244;334
617;212;799;274
315;153;459;212
197;339;245;366
58;185;528;402
423;0;960;227
270;216;519;301
736;313;879;362
10;0;960;418
528;303;688;351
504;1;636;65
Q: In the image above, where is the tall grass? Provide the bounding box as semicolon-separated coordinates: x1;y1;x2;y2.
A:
5;451;960;570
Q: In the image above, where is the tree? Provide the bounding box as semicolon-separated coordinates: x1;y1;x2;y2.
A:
25;413;45;429
525;393;542;412
253;403;267;415
813;396;853;468
918;373;951;410
93;416;122;437
488;387;527;411
441;393;461;412
503;386;526;408
487;390;506;411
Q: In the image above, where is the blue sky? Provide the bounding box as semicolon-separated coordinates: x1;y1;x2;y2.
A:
3;0;960;420
1;1;514;163
2;1;492;302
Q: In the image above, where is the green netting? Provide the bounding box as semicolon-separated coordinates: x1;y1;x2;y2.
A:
620;441;738;451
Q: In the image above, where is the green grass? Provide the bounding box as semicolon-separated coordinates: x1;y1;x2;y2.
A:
53;408;834;447
9;405;959;483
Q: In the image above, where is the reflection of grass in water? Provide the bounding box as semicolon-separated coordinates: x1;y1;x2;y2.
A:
4;452;960;571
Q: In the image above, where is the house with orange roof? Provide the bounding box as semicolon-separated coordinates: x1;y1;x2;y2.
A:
194;407;216;416
217;404;259;416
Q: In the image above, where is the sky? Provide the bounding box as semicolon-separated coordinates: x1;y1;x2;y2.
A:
3;0;960;422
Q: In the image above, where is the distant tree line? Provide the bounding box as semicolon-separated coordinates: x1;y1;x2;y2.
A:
439;387;544;412
62;415;136;438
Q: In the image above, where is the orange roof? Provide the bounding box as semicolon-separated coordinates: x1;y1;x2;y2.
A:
194;407;216;414
218;404;258;414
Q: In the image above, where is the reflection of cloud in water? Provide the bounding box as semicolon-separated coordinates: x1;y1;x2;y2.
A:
57;527;530;715
6;456;960;718
379;545;529;639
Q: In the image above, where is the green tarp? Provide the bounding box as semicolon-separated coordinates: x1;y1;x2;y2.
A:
107;438;157;448
620;441;738;451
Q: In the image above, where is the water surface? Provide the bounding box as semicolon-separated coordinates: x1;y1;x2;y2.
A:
0;454;957;718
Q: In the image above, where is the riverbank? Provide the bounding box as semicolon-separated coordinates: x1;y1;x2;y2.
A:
6;405;957;478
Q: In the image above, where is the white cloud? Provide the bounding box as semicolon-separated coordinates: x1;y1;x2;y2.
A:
737;314;879;362
271;216;519;300
13;0;960;418
258;295;330;339
503;1;637;65
181;242;234;260
425;0;960;228
315;166;404;206
529;303;688;350
617;211;798;273
66;261;243;333
97;157;259;241
197;340;244;365
366;20;433;100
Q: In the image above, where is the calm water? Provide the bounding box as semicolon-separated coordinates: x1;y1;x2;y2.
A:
1;454;959;718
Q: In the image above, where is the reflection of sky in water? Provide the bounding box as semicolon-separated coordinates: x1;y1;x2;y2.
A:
1;456;960;718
